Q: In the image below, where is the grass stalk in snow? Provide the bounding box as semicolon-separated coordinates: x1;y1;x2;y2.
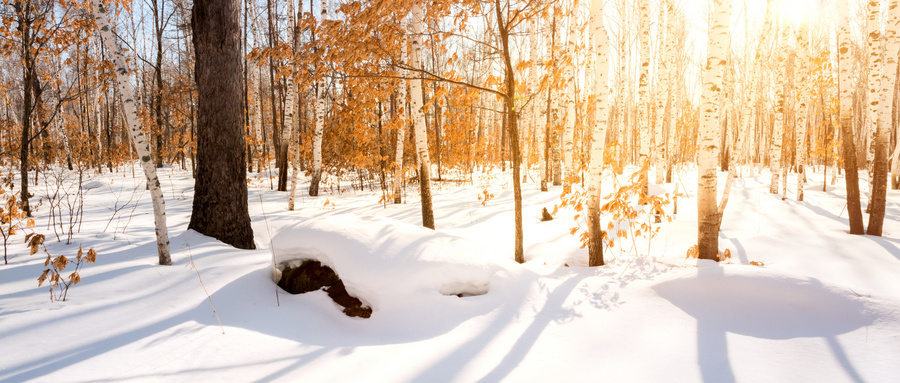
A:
184;245;225;334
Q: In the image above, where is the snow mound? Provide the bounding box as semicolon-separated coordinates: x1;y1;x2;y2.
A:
270;215;517;313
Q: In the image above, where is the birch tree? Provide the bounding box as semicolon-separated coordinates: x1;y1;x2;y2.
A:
562;3;577;181
655;0;672;185
868;0;900;236
409;1;435;229
697;0;732;261
637;0;651;195
837;0;865;235
92;0;171;265
310;0;329;197
586;0;609;267
864;0;882;204
769;27;786;195
394;35;408;204
795;26;811;202
287;0;302;210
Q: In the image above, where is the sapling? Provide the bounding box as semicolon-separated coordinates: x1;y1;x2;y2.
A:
560;161;677;260
35;241;97;302
1;193;35;265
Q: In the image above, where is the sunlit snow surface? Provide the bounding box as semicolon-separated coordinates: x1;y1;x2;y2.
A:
1;165;899;382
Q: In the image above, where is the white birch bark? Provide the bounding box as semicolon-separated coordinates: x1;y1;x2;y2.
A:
562;6;577;181
892;0;900;187
409;1;434;229
92;0;171;265
309;0;328;196
394;34;408;204
638;0;651;194
796;27;811;202
865;0;883;200
529;19;543;187
654;0;670;185
697;0;732;260
586;0;609;267
617;0;628;173
287;0;301;210
870;0;900;234
769;28;786;195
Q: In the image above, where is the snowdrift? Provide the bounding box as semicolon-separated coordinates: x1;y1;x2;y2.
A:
270;215;524;315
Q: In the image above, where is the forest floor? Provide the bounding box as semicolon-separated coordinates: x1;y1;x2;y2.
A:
1;164;899;382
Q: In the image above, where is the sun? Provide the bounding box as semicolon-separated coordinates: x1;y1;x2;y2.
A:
780;0;819;26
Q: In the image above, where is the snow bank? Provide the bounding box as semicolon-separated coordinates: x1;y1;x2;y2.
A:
270;215;520;314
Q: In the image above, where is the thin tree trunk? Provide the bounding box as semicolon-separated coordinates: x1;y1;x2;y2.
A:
394;35;408;204
587;0;609;267
409;2;435;229
287;0;302;210
309;0;328;197
562;10;577;182
637;0;651;196
93;0;172;264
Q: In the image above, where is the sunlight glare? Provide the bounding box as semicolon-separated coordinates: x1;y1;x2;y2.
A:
781;0;819;26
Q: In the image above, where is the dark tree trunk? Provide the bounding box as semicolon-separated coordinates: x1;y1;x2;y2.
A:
17;6;33;218
496;0;524;264
189;0;255;249
840;115;865;235
867;125;889;236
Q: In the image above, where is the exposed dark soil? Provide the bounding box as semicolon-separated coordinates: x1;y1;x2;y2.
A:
277;260;372;318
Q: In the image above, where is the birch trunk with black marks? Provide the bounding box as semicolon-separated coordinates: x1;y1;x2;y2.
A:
409;2;435;229
697;0;732;260
587;0;609;267
92;0;171;264
868;0;900;235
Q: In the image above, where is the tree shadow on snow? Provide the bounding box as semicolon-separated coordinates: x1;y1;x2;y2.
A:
654;263;872;383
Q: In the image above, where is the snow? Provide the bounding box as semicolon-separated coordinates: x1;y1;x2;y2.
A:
2;164;900;382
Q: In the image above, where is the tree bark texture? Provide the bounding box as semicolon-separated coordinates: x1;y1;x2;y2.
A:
189;0;256;249
587;0;609;267
409;2;435;229
838;0;866;235
697;0;731;260
93;0;172;264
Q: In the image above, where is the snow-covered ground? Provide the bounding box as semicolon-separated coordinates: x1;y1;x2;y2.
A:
1;164;899;382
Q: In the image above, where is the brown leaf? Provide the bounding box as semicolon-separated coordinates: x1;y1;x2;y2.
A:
51;255;68;272
37;269;49;287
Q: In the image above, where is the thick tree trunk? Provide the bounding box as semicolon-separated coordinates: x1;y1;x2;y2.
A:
93;0;172;264
697;0;732;261
189;0;255;249
838;0;866;235
868;0;900;236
